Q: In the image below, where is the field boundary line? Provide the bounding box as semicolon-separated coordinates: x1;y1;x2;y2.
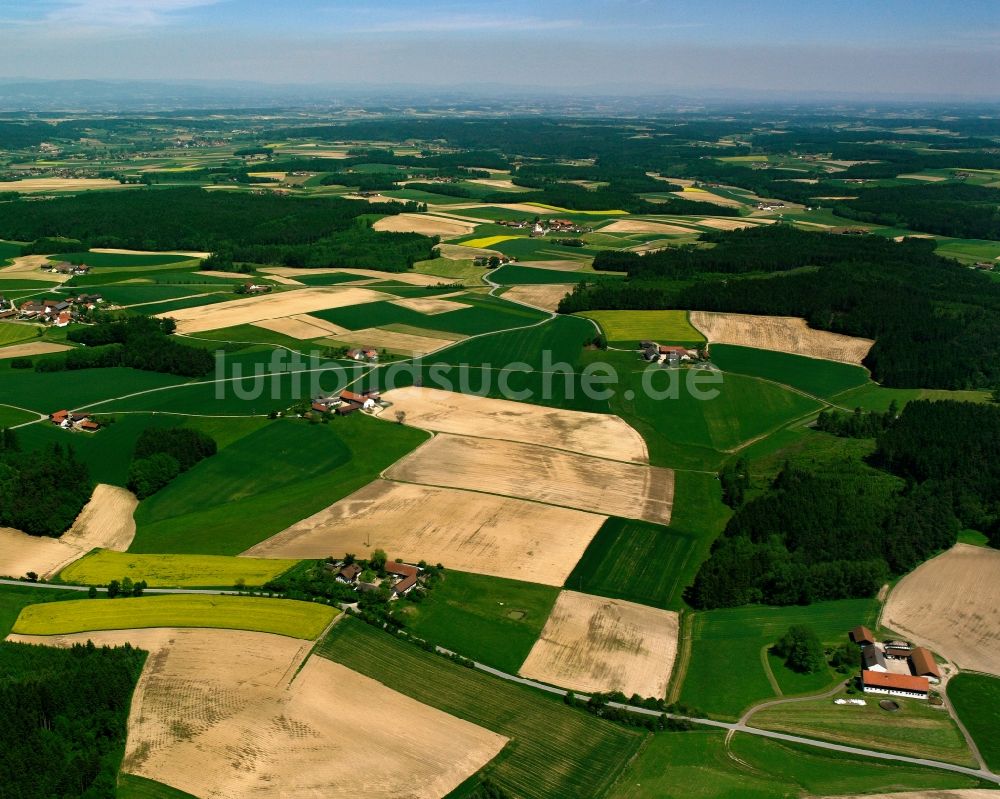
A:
759;644;782;698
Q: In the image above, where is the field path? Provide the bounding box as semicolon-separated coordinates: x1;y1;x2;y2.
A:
2;575;998;785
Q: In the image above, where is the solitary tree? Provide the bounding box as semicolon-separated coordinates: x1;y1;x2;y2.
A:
395;410;407;425
370;548;387;573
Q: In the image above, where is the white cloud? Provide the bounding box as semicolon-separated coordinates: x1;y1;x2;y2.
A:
43;0;220;28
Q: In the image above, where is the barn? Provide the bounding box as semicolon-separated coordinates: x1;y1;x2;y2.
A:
861;671;930;700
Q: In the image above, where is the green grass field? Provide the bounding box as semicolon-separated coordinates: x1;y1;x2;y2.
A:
949;673;1000;771
608;729;988;799
12;595;335;639
0;404;37;428
291;271;372;286
750;693;975;767
398;570;559;673
566;517;700;610
679;598;879;720
320;618;643;799
116;775;197;799
710;345;870;399
577;310;705;346
130;416;428;554
0;367;189;414
59;551;300;589
0;322;39;348
92;285;220;306
412;258;485;284
601;353;823;470
489;264;611;284
312;293;546;336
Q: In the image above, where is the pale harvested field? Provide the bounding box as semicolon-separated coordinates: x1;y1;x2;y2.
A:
695;218;770;231
601;220;697;235
372;212;476;238
0;484;137;578
0;341;71;359
0;528;84;579
436;242;502;260
882;544;1000;676
519;591;679;699
385;434;673;524
0;255;71;282
244;480;604;586
252;315;349;339
8;628;505;799
2;178;123;192
157;287;389;334
91;248;210;258
468;177;520;189
323;327;457;356
258;267;446;286
691;311;874;365
671;189;743;207
390;295;471;314
262;274;304;286
503;283;575;312
383;386;647;462
899;174;947;182
61;484;138;552
195;270;245;280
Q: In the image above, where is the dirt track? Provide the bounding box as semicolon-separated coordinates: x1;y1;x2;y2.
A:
243;480;605;586
882;544;1000;676
383;386;648;462
519;591;679;699
385;433;673;524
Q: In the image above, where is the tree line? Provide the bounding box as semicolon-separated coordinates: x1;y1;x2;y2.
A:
0;429;93;538
127;426;217;499
560;226;1000;389
35;315;215;377
0;640;146;799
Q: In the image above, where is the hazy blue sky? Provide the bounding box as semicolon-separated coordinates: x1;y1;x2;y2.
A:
1;0;998;97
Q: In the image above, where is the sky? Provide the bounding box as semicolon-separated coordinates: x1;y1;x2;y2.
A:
0;0;998;98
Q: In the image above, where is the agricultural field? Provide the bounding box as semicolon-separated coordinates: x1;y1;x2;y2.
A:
565;516;704;610
131;417;428;554
399;570;559;673
157;286;391;333
577;310;706;346
501;282;575;311
881;544;1000;676
0;403;37;428
59;550;299;588
949;674;1000;772
320;617;644;799
0;321;39;347
489;264;612;284
11;595;335;639
709;344;871;398
750;693;976;767
245;480;605;587
607;730;989;799
518;590;679;699
381;386;648;462
690;312;875;365
384;434;674;524
678;598;880;719
15;627;503;799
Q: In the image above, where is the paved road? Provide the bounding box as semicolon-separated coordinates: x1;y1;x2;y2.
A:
5;579;999;785
434;644;1000;786
0;578;239;596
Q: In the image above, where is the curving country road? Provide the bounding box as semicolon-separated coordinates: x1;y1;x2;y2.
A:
3;587;998;786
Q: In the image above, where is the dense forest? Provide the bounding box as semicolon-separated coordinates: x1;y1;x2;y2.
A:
0;429;94;538
39;316;216;377
0;641;146;799
127;426;217;498
833;184;1000;240
560;226;1000;389
690;399;1000;609
0;188;434;271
